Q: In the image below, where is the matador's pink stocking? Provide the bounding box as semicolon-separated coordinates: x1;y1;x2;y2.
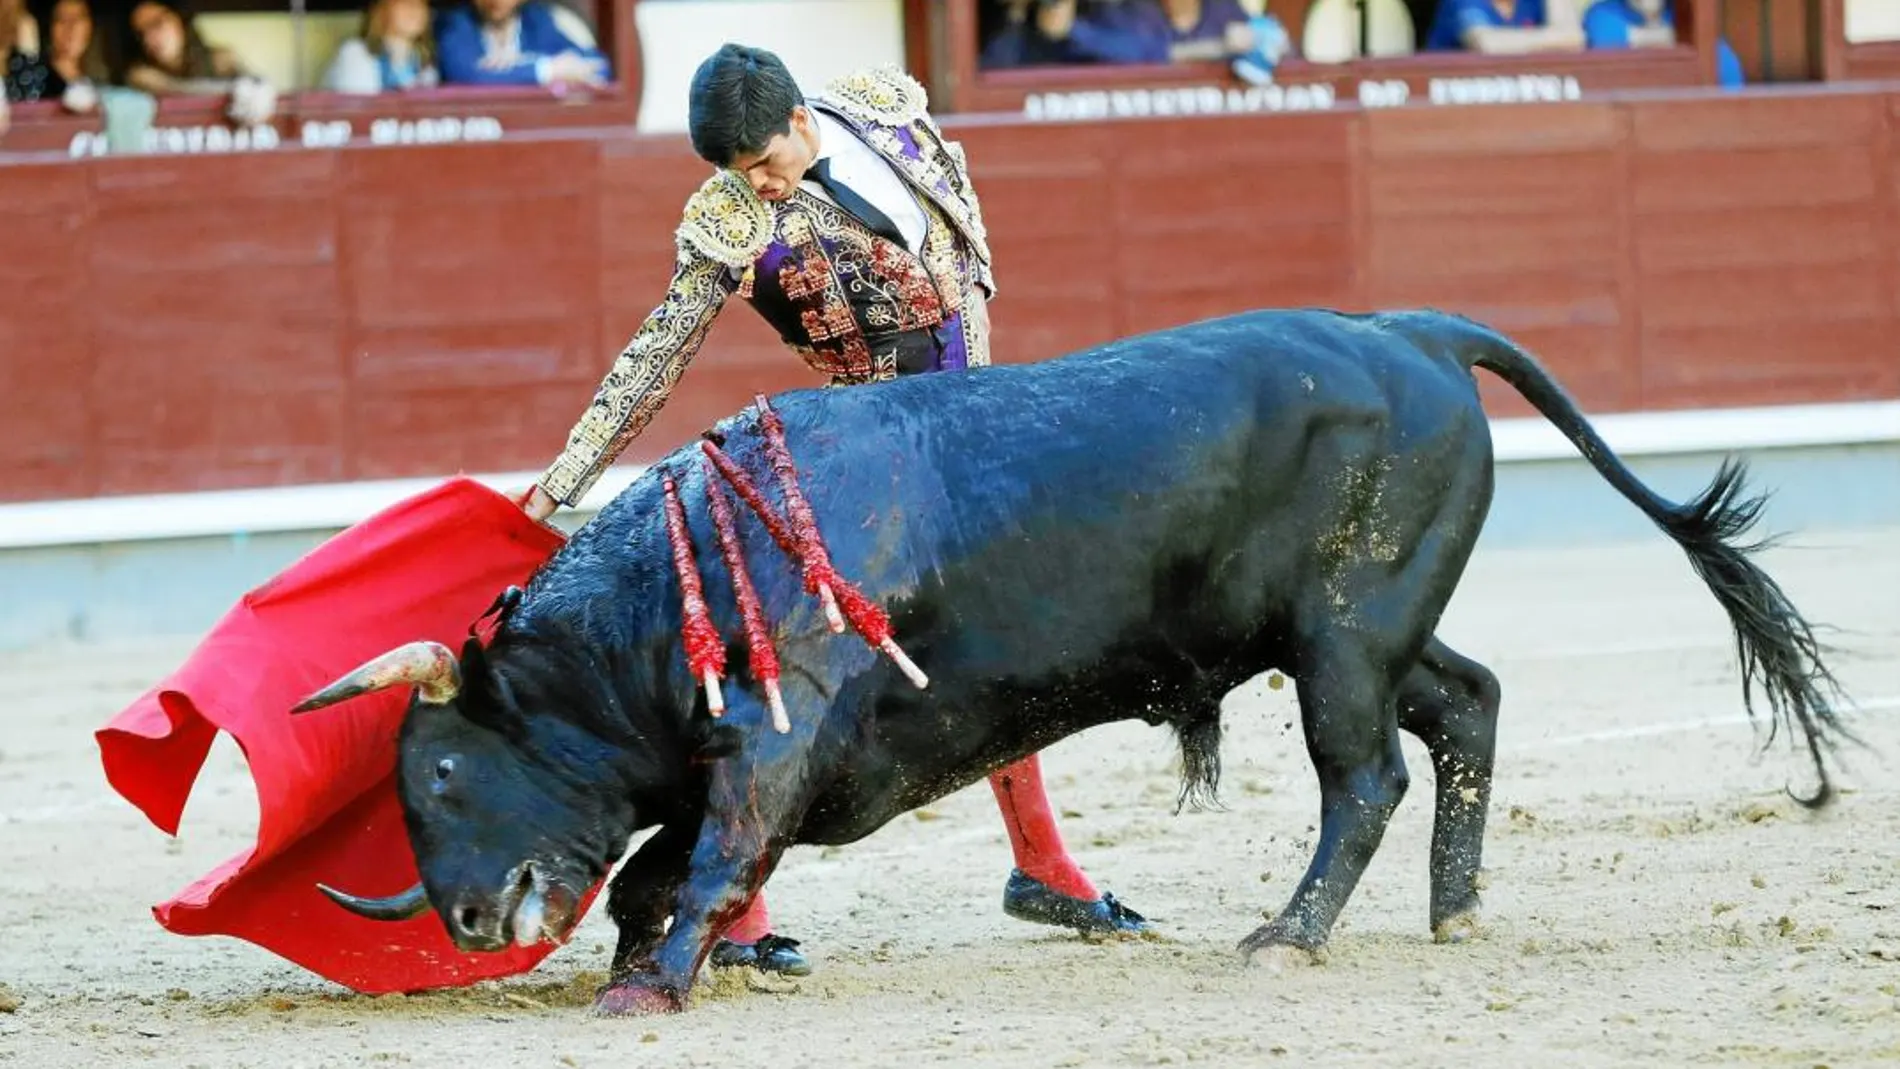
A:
722;892;773;945
988;753;1098;901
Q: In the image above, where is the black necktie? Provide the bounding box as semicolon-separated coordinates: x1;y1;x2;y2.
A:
808;157;908;249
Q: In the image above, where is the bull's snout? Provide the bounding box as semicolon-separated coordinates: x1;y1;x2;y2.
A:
444;861;543;951
446;893;509;950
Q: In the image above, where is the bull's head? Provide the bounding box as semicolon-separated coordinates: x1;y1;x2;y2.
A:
291;613;634;953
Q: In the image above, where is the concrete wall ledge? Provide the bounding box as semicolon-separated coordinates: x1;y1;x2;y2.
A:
3;400;1896;552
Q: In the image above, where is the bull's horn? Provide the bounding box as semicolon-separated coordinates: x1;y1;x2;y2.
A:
316;881;430;921
291;641;461;713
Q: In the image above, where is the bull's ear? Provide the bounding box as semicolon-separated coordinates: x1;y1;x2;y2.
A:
473;586;524;638
467;585;524;647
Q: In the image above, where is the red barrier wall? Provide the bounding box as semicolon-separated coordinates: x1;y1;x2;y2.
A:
4;85;1898;505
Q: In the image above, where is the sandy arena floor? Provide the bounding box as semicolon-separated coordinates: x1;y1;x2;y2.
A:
2;525;1897;1068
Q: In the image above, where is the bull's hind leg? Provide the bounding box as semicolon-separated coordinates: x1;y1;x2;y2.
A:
1394;637;1501;943
1240;633;1410;964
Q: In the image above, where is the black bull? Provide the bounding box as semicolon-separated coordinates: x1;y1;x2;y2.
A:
293;308;1854;1015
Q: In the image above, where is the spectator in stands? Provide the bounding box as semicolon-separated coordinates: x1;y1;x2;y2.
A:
4;0;52;103
980;0;1170;67
122;0;276;124
321;0;438;94
1580;0;1745;87
30;0;106;111
435;0;607;89
983;0;1294;69
1150;0;1294;80
1156;0;1260;60
1425;0;1585;53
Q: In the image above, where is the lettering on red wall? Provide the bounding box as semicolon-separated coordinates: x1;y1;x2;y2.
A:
1024;83;1339;121
1024;74;1586;121
1426;74;1583;105
300;115;506;148
66;116;507;157
68;123;282;157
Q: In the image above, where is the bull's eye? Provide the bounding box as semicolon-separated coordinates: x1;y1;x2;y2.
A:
435;757;455;781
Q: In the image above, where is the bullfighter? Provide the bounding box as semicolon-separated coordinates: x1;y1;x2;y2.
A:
519;43;1151;977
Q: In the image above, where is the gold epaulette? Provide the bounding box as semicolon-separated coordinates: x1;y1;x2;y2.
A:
819;65;928;128
677;169;774;269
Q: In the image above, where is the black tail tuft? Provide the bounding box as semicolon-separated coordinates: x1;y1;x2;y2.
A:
1656;457;1858;808
1173;708;1226;814
1461;321;1861;808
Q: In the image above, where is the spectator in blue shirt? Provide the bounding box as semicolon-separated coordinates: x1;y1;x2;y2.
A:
1426;0;1584;53
981;0;1171;67
1155;0;1254;57
1581;0;1745;87
436;0;607;89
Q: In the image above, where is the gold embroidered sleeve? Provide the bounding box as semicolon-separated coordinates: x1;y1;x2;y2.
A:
538;246;737;505
902;108;996;298
937;131;996;297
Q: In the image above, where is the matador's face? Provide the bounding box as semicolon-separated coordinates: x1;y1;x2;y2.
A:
729;105;820;203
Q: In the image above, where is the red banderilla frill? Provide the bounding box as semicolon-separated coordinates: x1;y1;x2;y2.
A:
702;460;790;733
741;394;928;690
662;476;725;715
698;436;846;634
753;395;929;690
658;397;931;732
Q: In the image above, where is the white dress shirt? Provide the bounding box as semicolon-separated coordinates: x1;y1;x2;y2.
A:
801;107;930;254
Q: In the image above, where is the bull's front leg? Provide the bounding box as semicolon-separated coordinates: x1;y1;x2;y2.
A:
603;821;697;983
594;693;823;1016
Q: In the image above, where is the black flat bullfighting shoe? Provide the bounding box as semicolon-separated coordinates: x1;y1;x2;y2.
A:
1001;868;1151;935
708;933;813;977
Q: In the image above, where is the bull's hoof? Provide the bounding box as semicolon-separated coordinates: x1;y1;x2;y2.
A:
1249;943;1325;974
1431;909;1483;945
1002;869;1151;936
592;980;685;1017
1237;923;1326;971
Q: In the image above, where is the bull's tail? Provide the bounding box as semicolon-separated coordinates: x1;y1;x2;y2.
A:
1452;316;1857;808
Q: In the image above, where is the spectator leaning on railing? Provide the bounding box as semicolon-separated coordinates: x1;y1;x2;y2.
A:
4;0;47;103
1148;0;1265;62
981;0;1171;67
435;0;608;90
1580;0;1745;86
123;0;276;125
1425;0;1586;53
30;0;106;111
981;0;1289;70
322;0;439;94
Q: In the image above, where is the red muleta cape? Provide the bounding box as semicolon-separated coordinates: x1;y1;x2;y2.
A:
94;476;606;994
